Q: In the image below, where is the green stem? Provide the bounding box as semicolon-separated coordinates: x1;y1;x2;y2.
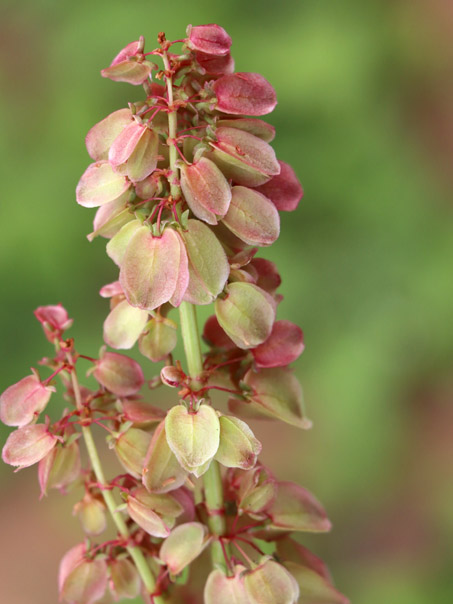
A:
163;45;231;573
67;354;164;604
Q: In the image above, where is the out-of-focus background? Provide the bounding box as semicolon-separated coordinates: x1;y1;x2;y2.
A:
1;0;452;602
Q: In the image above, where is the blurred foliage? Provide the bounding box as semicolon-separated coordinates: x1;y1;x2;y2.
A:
1;0;452;602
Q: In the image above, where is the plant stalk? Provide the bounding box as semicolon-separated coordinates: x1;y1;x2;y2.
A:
66;353;164;604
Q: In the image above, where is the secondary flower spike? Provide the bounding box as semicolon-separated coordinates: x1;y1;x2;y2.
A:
0;22;349;604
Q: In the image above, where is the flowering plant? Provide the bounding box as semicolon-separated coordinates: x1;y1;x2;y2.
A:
1;24;348;604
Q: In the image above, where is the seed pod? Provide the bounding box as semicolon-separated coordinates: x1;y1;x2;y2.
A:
109;558;141;600
252;320;304;368
244;558;299;604
101;40;152;85
0;374;54;427
213;73;277;116
93;351;144;396
253;161;303;212
180;157;232;225
114;427;152;478
217;118;275;142
76;161;130;207
165;404;220;476
209;127;280;187
34;304;73;341
38;440;81;496
89;197;132;241
160;522;209;576
222;186;280;247
127;486;183;538
236;465;277;516
121;400;165;427
2;424;58;469
160;365;185;388
182;219;229;305
204;567;250;604
142;420;188;493
247;257;281;294
202;315;237;350
214;415;261;469
186;24;232;56
268;481;331;533
214;282;275;349
74;493;107;536
242;367;310;429
103;299;149;349
85;108;132;161
109;122;159;182
106;219;143;266
139;317;178;362
195;51;234;75
59;543;108;604
120;226;188;310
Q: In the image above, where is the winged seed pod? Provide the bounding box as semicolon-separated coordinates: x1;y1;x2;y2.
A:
0;22;349;604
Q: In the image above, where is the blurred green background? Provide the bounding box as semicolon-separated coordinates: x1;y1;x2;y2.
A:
1;0;452;602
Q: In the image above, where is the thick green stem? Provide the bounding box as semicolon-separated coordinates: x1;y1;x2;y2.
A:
163;45;231;573
67;354;164;604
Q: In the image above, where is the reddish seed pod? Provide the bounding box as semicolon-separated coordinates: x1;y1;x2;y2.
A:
252;320;305;368
254;160;304;211
213;72;277;116
0;373;54;427
93;351;144;396
186;24;232;56
34;304;73;342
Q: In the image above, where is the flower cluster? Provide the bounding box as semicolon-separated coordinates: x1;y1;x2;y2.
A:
0;24;348;604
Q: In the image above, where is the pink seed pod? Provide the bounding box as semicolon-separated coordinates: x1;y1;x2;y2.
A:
38;440;81;497
139;317;178;362
268;481;332;533
186;24;232;56
93;351;144;396
252;320;305;368
73;493;107;536
242;366;311;429
59;543;108;604
85;108;132;162
253;160;304;211
222;186;280;247
160;522;209;576
180;156;232;225
142;420;188;494
218;117;275;142
214;415;262;470
214;282;276;349
202;315;237;350
34;304;73;342
76;161;130;208
103;299;149;349
114;427;152;478
209;127;280;187
127;486;183;538
119;226;189;311
235;465;277;517
0;373;54;427
195;51;234;75
244;558;299;604
89;196;132;241
204;566;249;604
247;257;281;294
213;72;277;116
121;399;165;427
101;39;152;85
108;121;159;182
2;424;58;469
108;558;141;601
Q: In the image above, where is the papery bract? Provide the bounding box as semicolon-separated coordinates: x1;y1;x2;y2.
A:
222;186;280;247
127;487;183;538
244;559;299;604
86;108;132;161
89;197;132;241
34;304;73;341
121;399;165;427
186;24;232;56
204;566;250;604
103;299;149;349
268;481;332;533
214;415;261;469
74;493;107;536
2;424;58;468
138;317;178;362
202;315;237;350
218;118;275;142
165;404;220;475
93;351;144;396
195;51;234;75
247;257;281;294
38;440;81;496
235;465;277;516
142;420;188;493
252;320;304;368
106;219;143;266
76;161;130;208
114;427;151;478
109;122;159;182
120;226;188;310
59;543;108;604
0;374;54;427
254;160;304;212
160;522;208;575
101;40;152;85
242;367;310;429
182;219;229;305
109;558;141;601
213;73;277;116
209;127;280;187
180;157;231;225
214;282;275;349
